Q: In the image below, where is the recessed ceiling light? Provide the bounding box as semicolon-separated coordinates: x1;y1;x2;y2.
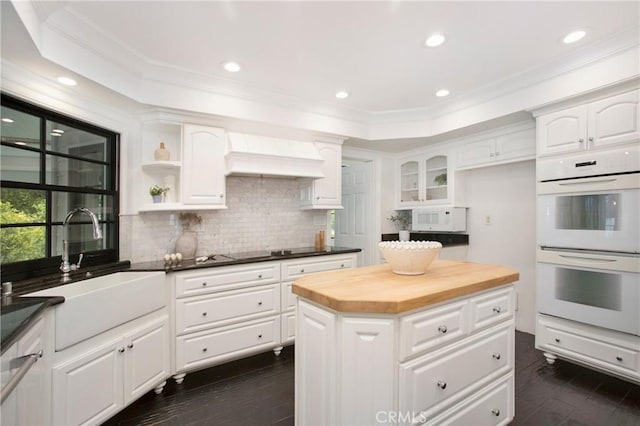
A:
425;33;445;47
335;91;349;99
2;118;14;123
435;89;450;97
563;30;586;44
57;76;77;86
222;61;241;72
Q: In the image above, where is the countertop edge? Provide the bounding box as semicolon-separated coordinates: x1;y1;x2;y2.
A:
1;296;64;354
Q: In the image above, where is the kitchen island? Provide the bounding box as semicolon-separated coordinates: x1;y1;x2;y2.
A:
292;260;519;426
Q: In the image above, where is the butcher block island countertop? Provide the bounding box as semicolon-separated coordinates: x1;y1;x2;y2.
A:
292;259;519;314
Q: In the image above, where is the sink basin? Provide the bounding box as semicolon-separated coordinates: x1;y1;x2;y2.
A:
28;271;165;351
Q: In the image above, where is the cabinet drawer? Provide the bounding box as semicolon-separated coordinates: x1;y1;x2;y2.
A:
175;263;280;297
399;323;512;417
469;287;513;331
538;321;638;373
282;256;354;280
427;374;513;426
176;284;280;335
399;300;468;360
281;282;297;311
176;317;280;372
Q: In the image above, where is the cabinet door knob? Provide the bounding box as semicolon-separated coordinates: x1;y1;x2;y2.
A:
437;325;448;334
300;269;305;273
258;274;263;279
495;151;500;156
258;334;263;339
616;356;623;362
258;301;263;306
118;347;125;353
489;152;495;157
202;347;208;352
127;343;134;349
588;136;594;142
492;353;501;360
492;306;502;314
202;312;207;317
436;381;447;390
491;409;500;417
220;194;224;198
341;264;345;268
202;282;208;287
555;338;560;343
578;138;584;143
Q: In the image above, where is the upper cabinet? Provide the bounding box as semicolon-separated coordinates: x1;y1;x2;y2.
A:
139;121;227;212
396;149;457;208
536;89;640;157
456;126;535;170
300;142;343;210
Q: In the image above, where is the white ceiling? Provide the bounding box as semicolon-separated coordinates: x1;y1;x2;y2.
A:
2;1;639;151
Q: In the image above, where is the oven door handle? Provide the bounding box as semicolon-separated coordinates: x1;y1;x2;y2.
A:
558;254;618;265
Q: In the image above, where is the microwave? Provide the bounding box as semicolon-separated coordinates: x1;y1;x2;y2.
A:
412;207;466;232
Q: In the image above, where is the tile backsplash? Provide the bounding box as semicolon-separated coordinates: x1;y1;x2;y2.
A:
121;176;328;262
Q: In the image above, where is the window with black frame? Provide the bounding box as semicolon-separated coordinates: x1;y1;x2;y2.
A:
0;94;119;281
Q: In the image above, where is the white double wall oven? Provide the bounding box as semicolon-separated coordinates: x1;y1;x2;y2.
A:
536;146;640;336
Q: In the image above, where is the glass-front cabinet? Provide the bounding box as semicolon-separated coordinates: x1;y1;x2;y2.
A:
396;150;454;208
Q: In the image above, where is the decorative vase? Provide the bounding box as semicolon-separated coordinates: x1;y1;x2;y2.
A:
175;230;198;259
152;194;163;203
399;230;410;241
154;142;170;161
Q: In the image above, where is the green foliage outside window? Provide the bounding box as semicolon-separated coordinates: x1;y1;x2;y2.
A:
0;189;46;263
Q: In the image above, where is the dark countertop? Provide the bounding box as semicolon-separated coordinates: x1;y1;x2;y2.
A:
128;246;362;272
381;232;469;246
1;295;64;354
1;247;360;354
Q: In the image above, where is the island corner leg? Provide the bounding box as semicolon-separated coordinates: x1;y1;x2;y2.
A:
173;373;186;384
153;380;166;394
543;352;558;365
273;346;283;356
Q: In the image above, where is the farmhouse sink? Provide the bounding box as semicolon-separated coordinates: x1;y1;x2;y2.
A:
28;271;165;351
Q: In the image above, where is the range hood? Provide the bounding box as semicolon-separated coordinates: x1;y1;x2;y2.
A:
225;132;325;178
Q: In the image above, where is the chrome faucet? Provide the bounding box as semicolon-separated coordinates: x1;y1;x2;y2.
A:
60;207;103;282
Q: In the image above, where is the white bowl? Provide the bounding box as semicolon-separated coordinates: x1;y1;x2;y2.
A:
378;241;442;275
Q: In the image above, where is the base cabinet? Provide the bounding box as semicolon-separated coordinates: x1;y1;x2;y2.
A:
295;285;515;426
51;316;170;425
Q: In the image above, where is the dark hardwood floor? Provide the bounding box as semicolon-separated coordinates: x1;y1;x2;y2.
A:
105;332;640;425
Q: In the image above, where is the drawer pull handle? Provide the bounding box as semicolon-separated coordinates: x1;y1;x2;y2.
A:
127;343;134;349
202;312;207;317
492;306;502;314
118;347;125;353
555;338;560;343
437;325;448;334
202;347;208;352
258;334;263;339
492;353;501;360
616;356;623;362
258;301;263;306
491;409;500;417
202;282;207;287
436;381;447;390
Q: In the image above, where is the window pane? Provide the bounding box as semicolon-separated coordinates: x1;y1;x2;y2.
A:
51;192;114;222
0;188;46;223
46;121;108;161
51;223;110;257
1;106;40;148
46;154;107;189
0;226;46;264
0;145;40;183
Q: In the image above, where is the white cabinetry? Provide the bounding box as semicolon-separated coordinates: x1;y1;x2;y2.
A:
296;285;515;426
536;314;639;384
456;126;535;170
139;120;227;212
0;315;49;426
171;253;358;383
300;142;343;209
397;148;459;208
536;89;640;157
51;315;170;425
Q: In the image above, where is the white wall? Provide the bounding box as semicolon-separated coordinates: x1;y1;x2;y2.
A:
463;160;536;334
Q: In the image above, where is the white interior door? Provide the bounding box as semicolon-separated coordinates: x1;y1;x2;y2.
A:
334;160;372;266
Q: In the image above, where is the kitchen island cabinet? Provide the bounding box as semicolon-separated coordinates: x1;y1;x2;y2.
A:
292;261;519;426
